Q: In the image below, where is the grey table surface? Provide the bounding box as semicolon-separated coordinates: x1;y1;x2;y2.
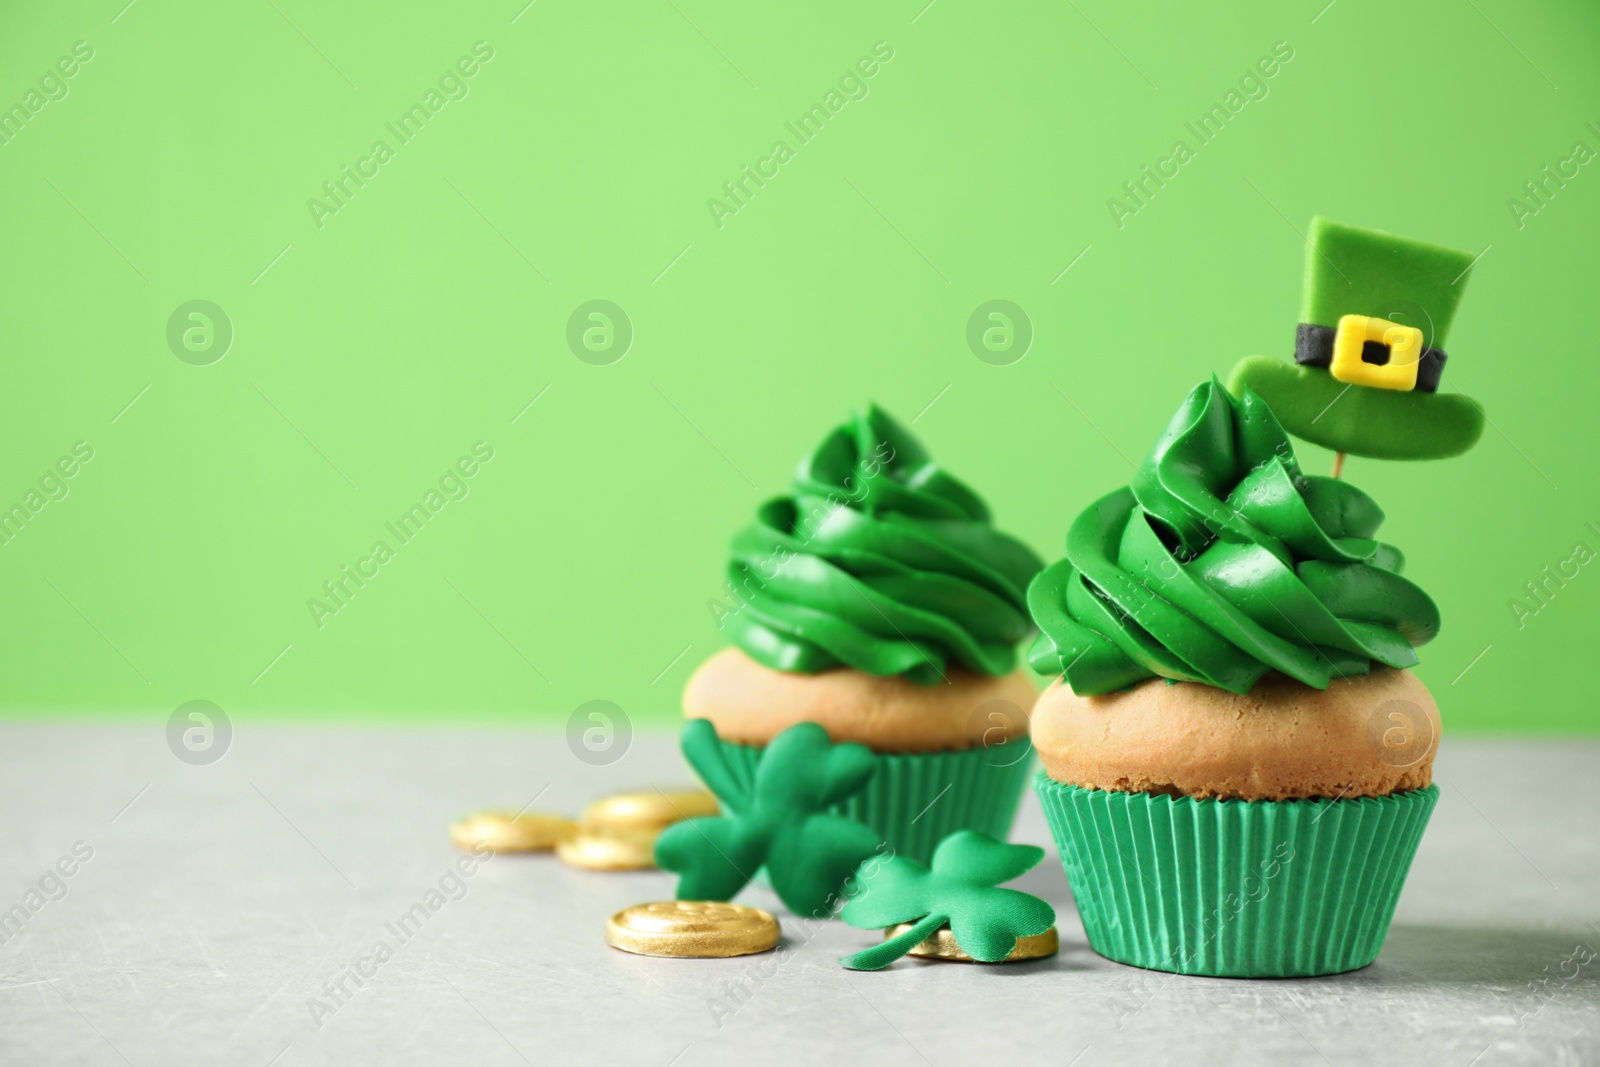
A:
0;724;1595;1067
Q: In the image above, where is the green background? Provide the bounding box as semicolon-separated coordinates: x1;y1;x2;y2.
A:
1;0;1595;731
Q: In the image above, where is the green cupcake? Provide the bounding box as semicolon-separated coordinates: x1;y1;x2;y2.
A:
684;406;1044;866
1028;378;1445;976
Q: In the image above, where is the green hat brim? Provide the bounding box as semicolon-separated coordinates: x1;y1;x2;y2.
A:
1229;357;1483;460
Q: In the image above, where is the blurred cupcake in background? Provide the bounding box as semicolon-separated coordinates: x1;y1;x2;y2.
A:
685;405;1044;864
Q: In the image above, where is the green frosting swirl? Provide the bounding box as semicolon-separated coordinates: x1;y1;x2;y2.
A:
722;406;1043;684
1027;378;1439;696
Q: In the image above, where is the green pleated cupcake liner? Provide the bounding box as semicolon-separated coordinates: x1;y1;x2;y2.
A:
710;736;1034;866
1036;774;1439;977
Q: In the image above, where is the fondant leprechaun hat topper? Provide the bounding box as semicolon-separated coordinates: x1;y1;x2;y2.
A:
1230;217;1484;461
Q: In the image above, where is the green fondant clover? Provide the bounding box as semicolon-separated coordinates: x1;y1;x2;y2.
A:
654;719;883;917
838;830;1055;970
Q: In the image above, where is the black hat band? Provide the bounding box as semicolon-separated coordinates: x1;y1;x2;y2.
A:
1294;322;1446;393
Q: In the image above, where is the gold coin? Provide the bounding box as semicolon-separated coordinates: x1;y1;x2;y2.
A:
450;810;576;853
556;829;658;871
583;790;718;832
606;900;780;958
885;922;1059;963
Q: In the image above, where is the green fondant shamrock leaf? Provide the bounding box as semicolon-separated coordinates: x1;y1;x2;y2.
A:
838;830;1054;970
654;719;883;917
